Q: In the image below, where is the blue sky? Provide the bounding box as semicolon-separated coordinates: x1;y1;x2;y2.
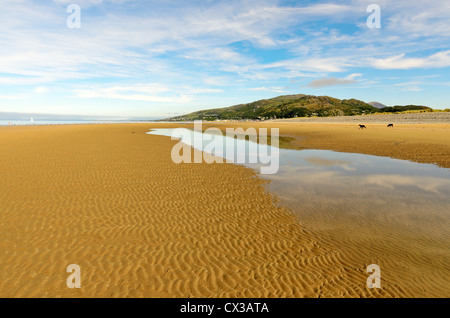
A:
1;0;450;118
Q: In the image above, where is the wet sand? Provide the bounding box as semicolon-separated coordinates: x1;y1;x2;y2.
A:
0;123;448;297
201;122;450;168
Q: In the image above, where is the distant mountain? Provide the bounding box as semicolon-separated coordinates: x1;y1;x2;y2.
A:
368;101;387;109
167;94;380;121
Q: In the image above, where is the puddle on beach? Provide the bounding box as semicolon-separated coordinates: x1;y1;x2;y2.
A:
148;128;450;296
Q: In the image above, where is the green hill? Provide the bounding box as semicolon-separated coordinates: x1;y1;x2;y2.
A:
378;105;432;113
167;94;380;121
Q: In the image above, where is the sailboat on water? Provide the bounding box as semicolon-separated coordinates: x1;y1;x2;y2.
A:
30;117;34;123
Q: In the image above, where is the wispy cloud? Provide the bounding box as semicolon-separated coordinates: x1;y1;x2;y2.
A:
34;87;50;94
75;84;191;103
74;84;224;103
307;74;362;88
394;81;424;92
247;86;288;93
369;51;450;70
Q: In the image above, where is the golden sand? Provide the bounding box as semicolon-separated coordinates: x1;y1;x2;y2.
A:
0;123;448;297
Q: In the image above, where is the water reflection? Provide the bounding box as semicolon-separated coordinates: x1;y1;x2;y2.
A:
148;128;450;296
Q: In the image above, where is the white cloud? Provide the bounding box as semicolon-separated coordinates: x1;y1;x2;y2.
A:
286;57;352;73
247;86;287;93
34;87;50;94
75;84;190;103
394;81;423;92
369;51;450;69
186;89;224;94
74;84;224;103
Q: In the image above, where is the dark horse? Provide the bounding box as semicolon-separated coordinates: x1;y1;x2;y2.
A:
359;124;367;129
387;124;394;128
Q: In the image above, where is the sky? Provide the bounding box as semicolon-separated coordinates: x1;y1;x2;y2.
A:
1;0;450;119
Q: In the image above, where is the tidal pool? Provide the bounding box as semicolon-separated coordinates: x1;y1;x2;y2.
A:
148;128;450;297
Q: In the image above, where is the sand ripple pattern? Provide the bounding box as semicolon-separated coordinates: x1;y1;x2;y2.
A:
0;124;397;297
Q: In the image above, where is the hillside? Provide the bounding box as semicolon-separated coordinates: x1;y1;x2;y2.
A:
168;94;380;121
166;94;435;121
378;105;432;113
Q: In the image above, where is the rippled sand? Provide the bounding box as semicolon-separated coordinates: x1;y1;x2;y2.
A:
0;123;447;297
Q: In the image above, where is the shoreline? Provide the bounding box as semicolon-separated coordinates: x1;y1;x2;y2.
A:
4;117;449;171
196;122;450;169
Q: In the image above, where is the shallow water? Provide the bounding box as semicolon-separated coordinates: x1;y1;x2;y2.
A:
0;120;101;126
0;120;159;126
148;128;450;296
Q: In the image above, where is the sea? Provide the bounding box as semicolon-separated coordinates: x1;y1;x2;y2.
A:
0;120;159;126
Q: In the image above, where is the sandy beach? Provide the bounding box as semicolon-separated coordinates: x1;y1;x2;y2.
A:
271;111;450;124
0;123;449;297
2;0;450;303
